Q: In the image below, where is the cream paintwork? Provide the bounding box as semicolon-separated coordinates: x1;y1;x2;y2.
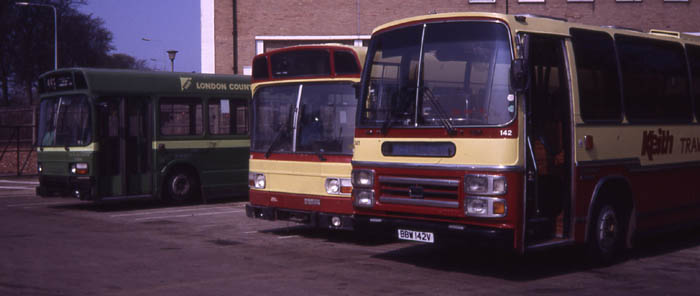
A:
37;143;97;152
151;139;250;149
37;140;250;152
250;158;352;197
352;137;521;167
575;125;700;166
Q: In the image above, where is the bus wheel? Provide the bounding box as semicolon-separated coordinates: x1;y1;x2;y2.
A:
589;203;622;264
166;170;199;203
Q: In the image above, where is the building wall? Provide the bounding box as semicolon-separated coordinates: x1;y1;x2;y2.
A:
207;0;700;74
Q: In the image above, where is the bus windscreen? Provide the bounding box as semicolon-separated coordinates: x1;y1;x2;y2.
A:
252;83;356;155
360;21;514;128
38;95;92;147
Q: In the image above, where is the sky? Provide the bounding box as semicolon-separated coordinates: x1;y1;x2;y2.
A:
77;0;201;73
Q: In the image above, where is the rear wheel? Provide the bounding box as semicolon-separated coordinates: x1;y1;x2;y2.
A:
588;203;623;264
165;169;200;203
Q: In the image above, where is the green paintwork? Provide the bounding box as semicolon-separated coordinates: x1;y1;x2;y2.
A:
36;68;251;201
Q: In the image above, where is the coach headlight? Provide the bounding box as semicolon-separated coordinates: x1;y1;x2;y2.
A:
249;172;266;189
465;196;506;218
353;189;375;208
325;178;352;195
38;162;43;174
351;169;374;188
465;174;507;195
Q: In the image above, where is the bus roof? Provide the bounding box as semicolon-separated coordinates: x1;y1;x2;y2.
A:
251;44;366;84
371;12;700;45
258;43;367;61
38;68;251;97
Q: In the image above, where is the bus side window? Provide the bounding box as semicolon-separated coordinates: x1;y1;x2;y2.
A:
209;98;248;135
160;97;203;136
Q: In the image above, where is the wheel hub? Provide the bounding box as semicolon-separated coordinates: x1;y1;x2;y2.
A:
171;174;190;196
598;208;618;251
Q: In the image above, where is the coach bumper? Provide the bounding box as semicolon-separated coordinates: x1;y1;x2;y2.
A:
355;215;514;249
245;204;355;230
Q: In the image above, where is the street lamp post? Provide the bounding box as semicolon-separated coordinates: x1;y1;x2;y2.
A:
167;50;178;72
16;2;58;70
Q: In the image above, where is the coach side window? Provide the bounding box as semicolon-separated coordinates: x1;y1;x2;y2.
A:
570;29;622;123
159;97;204;136
208;98;249;135
616;35;691;123
687;45;700;120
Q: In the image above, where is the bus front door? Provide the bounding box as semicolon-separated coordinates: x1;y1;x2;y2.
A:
97;97;152;199
524;35;573;247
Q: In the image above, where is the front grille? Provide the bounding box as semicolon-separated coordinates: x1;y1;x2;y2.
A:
378;176;460;208
40;175;69;190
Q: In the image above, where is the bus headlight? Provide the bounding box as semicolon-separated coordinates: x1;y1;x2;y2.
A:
465;174;507;195
37;163;43;174
70;163;89;175
249;172;266;189
465;196;507;218
325;178;352;195
353;189;375;208
352;169;374;187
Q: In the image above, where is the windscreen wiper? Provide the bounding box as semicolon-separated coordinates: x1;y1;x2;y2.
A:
422;87;457;136
380;117;394;135
381;88;414;135
315;148;326;161
265;105;295;158
265;124;289;158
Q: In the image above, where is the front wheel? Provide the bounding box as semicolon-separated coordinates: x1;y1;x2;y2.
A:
588;203;623;264
165;170;200;203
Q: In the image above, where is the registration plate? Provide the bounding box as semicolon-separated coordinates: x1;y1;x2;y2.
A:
397;229;434;243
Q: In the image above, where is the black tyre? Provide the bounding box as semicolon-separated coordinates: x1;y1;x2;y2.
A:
165;169;200;203
588;203;623;264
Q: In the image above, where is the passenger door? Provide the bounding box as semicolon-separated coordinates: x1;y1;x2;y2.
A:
97;97;152;198
524;34;573;246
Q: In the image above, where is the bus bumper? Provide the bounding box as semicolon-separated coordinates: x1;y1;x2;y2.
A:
355;215;514;249
245;204;355;231
36;175;93;200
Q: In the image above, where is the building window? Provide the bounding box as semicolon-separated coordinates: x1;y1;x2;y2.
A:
255;35;371;54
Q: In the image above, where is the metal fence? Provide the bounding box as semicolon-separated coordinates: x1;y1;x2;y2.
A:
0;106;37;176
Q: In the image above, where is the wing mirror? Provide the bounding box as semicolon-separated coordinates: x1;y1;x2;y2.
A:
511;58;529;93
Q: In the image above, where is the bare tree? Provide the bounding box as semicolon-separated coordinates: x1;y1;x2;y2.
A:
0;0;150;106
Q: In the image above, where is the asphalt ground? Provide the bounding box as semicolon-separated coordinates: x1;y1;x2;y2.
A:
1;176;700;295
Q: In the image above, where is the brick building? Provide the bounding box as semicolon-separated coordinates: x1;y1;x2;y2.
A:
200;0;700;74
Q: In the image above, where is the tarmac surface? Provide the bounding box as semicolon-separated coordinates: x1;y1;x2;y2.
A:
1;176;700;295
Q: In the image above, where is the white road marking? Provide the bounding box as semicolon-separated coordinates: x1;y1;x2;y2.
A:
110;206;239;218
0;195;37;199
0;186;34;190
133;209;244;221
7;201;78;207
243;231;259;234
278;235;300;239
0;180;39;185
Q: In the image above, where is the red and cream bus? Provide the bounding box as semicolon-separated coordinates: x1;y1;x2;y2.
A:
351;12;700;260
246;44;366;230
